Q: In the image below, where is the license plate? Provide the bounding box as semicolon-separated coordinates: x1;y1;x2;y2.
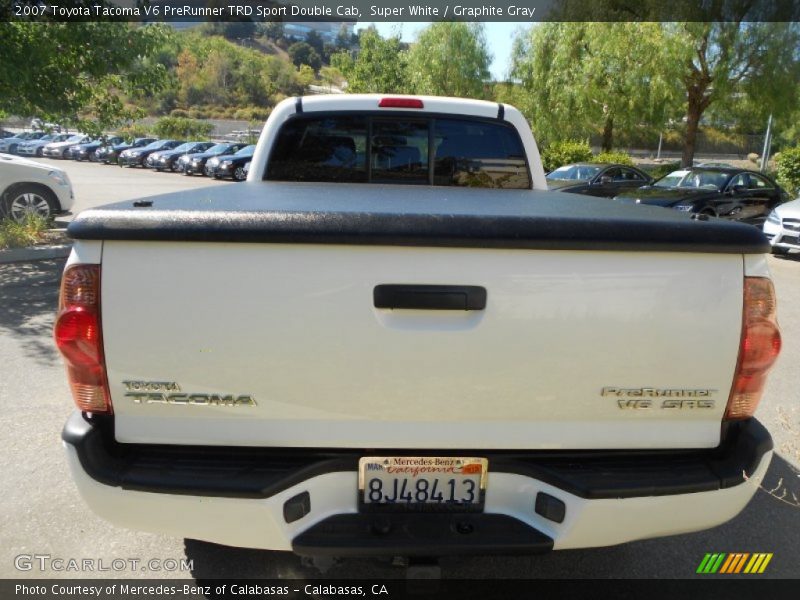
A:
358;456;488;509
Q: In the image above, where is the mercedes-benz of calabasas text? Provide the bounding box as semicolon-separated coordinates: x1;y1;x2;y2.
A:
57;95;780;557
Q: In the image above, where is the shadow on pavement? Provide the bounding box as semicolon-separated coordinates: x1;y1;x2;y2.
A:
184;453;799;580
0;258;65;366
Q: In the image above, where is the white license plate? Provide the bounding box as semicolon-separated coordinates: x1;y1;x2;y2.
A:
358;457;488;507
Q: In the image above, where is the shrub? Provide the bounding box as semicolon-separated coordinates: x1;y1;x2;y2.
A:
540;140;592;173
592;151;634;166
153;116;213;140
169;109;191;118
776;147;800;196
117;123;152;141
233;107;270;122
747;152;760;164
0;214;50;249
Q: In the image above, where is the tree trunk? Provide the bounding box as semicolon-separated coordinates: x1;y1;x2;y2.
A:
682;99;702;168
601;115;614;152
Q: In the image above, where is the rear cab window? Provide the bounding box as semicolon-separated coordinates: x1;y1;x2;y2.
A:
266;114;531;189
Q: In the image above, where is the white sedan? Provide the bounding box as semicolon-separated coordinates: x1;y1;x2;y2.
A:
763;197;800;255
0;153;74;223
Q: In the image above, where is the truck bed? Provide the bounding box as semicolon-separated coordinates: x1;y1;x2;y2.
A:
67;181;769;254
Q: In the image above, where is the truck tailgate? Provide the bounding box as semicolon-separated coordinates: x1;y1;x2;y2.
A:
101;241;742;449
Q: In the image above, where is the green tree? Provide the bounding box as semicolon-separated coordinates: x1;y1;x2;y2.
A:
335;25;353;50
663;22;800;166
305;31;325;58
296;65;316;91
511;23;679;150
256;21;284;41
406;23;491;99
0;20;171;135
288;42;322;71
319;66;344;92
331;27;408;93
776;147;800;196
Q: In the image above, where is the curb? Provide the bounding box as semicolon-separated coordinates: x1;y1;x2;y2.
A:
0;243;72;264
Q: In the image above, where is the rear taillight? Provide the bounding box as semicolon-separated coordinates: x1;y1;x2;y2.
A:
725;277;781;421
378;97;424;109
54;264;112;414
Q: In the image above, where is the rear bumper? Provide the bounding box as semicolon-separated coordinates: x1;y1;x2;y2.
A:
63;412;772;555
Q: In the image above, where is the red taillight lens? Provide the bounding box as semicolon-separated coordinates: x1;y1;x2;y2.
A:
54;265;111;414
725;277;781;420
378;97;424;109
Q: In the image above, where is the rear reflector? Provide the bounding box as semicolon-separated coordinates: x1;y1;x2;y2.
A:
378;98;424;109
54;264;112;414
725;277;781;421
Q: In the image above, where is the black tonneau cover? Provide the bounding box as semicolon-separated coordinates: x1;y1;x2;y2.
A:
67;181;769;254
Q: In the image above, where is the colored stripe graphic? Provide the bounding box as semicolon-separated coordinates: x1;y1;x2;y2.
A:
758;554;773;573
734;553;750;573
702;553;726;573
744;554;760;574
720;553;737;573
719;554;736;574
697;554;713;574
699;553;773;574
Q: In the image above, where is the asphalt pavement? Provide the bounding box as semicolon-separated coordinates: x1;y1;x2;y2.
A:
0;159;797;580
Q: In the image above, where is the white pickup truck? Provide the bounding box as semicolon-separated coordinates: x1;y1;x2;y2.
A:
56;95;780;557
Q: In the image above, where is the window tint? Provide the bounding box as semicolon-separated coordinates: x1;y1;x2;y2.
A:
267;116;367;182
547;165;601;180
729;174;749;189
748;174;773;190
618;167;646;181
266;114;530;189
433;119;530;189
371;120;428;184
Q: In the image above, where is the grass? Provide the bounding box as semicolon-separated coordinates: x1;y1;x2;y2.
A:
0;214;52;249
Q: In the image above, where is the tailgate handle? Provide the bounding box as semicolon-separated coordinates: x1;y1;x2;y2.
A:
373;285;487;311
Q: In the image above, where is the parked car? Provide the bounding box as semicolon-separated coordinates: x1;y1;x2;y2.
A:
16;133;71;158
145;143;185;169
0;131;46;154
695;161;734;168
212;144;256;181
69;136;124;162
180;142;248;176
42;134;91;159
546;163;653;198
150;141;215;172
614;167;787;225
96;137;157;164
0;129;15;138
118;139;183;168
0;153;73;223
30;118;62;132
763;198;800;255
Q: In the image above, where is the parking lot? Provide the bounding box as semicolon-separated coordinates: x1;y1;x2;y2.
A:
0;161;798;580
35;157;226;222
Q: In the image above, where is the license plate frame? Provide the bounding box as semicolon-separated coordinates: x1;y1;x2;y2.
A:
358;456;488;512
